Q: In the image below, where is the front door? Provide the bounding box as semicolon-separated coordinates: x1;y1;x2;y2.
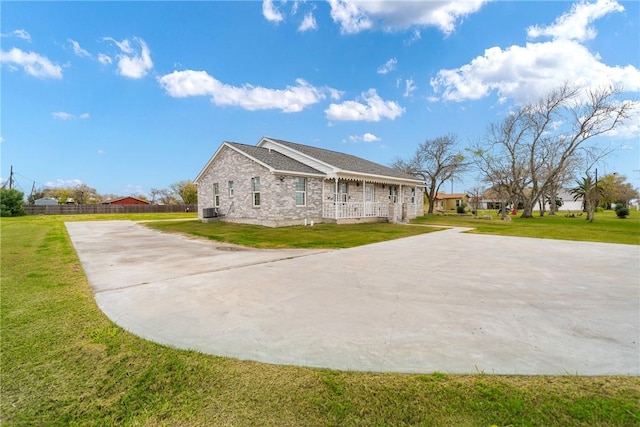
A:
365;184;374;216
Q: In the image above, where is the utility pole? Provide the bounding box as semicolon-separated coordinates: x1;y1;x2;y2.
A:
9;165;14;189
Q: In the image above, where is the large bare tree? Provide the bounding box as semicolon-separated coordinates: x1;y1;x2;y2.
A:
472;84;634;218
392;134;468;214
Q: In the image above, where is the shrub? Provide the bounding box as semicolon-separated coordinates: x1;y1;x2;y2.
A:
615;206;629;218
456;205;466;214
595;206;604;213
0;188;27;217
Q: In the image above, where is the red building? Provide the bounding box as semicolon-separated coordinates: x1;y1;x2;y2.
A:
102;196;150;205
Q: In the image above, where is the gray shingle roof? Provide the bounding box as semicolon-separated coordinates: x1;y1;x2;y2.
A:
227;142;323;175
268;138;419;181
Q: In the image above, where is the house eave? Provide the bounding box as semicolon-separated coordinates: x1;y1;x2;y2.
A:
330;171;424;186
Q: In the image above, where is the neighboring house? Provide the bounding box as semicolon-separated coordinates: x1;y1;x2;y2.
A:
543;189;583;212
195;137;425;227
102;196;150;205
429;193;469;211
34;197;58;206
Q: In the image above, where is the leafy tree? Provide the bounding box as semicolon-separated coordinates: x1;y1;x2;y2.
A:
392;134;468;214
598;173;639;208
170;181;197;204
472;84;633;218
1;188;27;217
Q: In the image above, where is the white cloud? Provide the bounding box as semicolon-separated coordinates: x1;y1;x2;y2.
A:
405;28;422;45
298;12;317;32
328;0;489;35
263;0;285;23
0;136;4;143
52;111;90;120
45;178;83;188
363;132;381;142
527;0;624;42
52;112;74;120
104;37;153;79
0;48;63;79
2;29;32;41
347;132;381;143
328;0;372;34
430;1;639;105
158;70;333;113
97;53;112;65
69;39;91;58
403;79;416;97
377;58;397;74
605;101;640;139
325;89;404;121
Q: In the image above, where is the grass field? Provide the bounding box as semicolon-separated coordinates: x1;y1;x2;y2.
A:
411;209;640;245
2;213;639;425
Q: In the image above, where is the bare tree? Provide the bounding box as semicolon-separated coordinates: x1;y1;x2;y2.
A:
472;84;634;218
392;134;468;214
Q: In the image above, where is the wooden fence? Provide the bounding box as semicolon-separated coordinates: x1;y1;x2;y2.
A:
25;204;198;216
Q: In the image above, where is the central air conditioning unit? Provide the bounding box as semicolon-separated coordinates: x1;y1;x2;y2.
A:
203;207;218;218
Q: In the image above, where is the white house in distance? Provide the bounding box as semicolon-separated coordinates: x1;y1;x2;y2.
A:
194;137;425;227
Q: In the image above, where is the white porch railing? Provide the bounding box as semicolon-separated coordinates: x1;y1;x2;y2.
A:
323;202;388;219
322;202;419;220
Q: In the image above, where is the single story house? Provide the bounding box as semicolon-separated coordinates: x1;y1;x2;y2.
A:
195;137;425;227
102;196;150;205
429;193;469;211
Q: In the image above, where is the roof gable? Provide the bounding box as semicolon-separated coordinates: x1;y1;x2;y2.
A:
227;142;323;176
194;141;323;183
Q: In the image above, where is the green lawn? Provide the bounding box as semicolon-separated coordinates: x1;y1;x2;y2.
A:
2;213;639;425
412;209;640;245
145;220;441;248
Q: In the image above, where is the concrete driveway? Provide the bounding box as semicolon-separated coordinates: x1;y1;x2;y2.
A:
65;220;639;375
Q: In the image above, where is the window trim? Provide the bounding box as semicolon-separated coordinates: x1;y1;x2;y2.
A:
213;182;220;207
228;180;234;198
251;177;261;207
295;177;306;207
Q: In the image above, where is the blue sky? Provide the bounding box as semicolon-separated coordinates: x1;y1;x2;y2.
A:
2;0;639;197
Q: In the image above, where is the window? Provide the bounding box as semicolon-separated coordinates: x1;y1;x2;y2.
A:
213;183;220;207
295;177;306;206
410;188;416;204
251;177;260;207
455;199;461;207
335;181;348;202
389;186;398;203
228;181;234;197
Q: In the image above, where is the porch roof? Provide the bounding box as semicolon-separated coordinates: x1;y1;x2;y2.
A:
263;138;424;185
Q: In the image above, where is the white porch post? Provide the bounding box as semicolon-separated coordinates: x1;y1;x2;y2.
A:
322;179;325;217
362;179;366;216
334;179;338;219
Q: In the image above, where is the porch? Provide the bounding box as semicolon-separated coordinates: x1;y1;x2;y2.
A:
322;202;419;222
